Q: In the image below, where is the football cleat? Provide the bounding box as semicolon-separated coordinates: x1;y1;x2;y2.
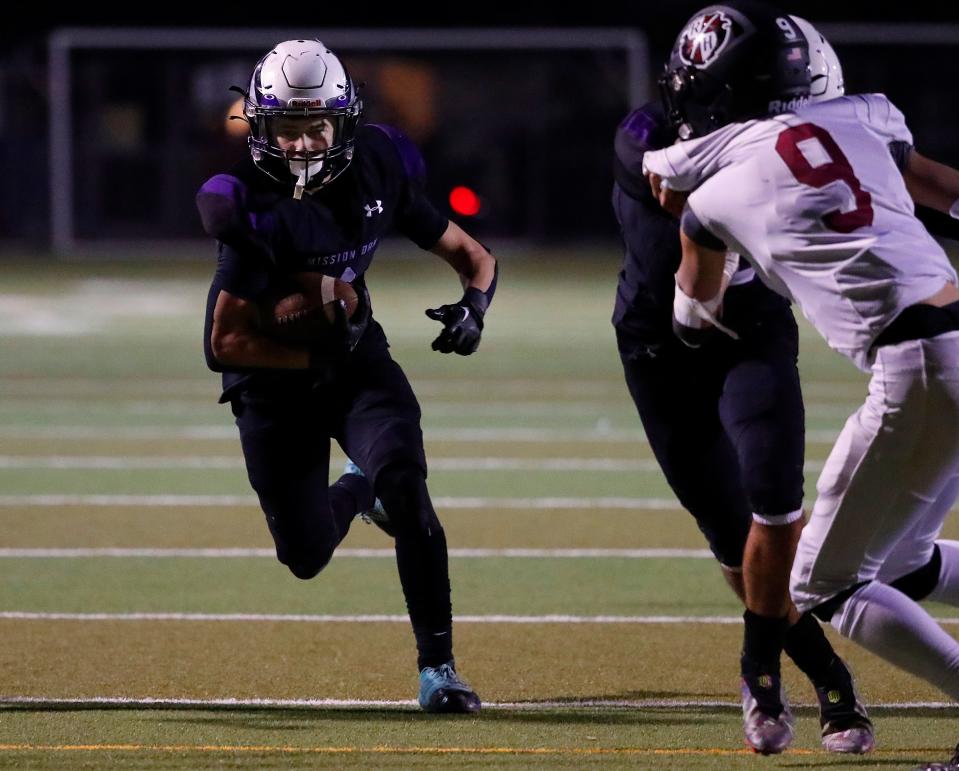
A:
342;459;393;535
816;672;875;754
915;744;959;771
418;662;481;714
740;675;795;755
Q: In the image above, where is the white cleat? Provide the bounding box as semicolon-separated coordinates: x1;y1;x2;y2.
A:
741;678;795;755
916;743;959;771
821;724;875;754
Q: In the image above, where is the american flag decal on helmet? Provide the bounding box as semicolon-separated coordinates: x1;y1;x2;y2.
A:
678;11;734;67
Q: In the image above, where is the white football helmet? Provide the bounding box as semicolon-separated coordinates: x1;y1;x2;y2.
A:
790;16;844;102
244;39;362;194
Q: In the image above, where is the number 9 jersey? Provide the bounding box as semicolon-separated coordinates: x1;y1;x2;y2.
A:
643;93;958;371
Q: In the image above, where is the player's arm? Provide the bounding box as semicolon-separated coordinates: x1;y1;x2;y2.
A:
901;149;959;218
425;221;498;355
672;206;739;347
209;289;311;369
196;174;274;260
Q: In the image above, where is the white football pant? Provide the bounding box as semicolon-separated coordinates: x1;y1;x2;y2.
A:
791;332;959;697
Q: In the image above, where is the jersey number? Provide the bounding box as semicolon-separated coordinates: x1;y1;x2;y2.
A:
775;123;874;233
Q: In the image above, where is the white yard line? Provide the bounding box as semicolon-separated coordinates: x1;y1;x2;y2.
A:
0;695;952;710
0;495;683;509
0;547;713;559
0;426;846;443
0;455;828;472
0;612;775;623
3;611;958;625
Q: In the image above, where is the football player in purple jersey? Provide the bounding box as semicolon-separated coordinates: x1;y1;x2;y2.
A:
196;39;497;713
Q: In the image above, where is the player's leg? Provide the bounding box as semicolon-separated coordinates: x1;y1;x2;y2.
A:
791;334;959;700
621;334;798;752
619;335;752;574
720;287;872;753
336;323;479;713
232;387;369;579
879;475;959;607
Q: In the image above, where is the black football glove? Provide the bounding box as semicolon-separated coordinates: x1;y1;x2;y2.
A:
425;301;483;355
309;285;371;364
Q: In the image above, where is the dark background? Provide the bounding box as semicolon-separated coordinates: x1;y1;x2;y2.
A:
4;1;959;250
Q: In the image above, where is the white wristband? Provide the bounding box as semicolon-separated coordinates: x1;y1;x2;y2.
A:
673;282;720;329
673;281;740;340
950;199;959;220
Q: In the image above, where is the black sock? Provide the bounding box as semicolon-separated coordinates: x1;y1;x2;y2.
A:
396;529;453;670
393;508;453;671
741;609;789;675
413;625;454;672
328;473;375;546
783;612;846;688
375;464;454;671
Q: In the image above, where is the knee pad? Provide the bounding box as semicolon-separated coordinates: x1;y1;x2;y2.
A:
374;462;442;537
889;546;942;601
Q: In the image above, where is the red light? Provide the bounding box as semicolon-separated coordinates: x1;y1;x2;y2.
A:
449;186;481;217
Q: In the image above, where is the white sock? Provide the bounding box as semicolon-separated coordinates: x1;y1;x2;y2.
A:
832;581;959;700
928;540;959;606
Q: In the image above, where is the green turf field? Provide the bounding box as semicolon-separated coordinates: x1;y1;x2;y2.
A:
0;248;956;769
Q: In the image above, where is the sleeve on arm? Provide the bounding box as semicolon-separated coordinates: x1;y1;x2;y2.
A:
854;93;914;145
680;202;727;250
369;124;448;249
215;243;272;301
614;102;674;200
196;175;249;239
888;140;913;171
642;128;732;193
196;174;275;259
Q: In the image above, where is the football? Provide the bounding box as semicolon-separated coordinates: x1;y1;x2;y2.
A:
268;273;359;342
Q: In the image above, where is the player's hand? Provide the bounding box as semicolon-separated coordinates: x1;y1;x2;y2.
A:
425;301;483;355
330;284;370;353
645;172;688;218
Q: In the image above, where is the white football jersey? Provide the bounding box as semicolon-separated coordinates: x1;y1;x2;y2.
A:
643;94;957;370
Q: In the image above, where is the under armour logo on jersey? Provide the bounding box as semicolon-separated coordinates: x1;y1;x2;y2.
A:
364;200;384;217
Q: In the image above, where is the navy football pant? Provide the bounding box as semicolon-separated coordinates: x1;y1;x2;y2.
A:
617;280;805;568
231;322;452;661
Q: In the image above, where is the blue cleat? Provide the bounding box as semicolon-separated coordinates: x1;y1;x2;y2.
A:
418;662;481;714
342;459;393;535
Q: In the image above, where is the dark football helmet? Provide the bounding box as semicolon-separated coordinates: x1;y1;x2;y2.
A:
659;1;811;139
243;40;362;195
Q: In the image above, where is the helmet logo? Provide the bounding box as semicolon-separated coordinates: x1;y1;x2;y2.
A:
288;98;326;108
678;11;734;67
